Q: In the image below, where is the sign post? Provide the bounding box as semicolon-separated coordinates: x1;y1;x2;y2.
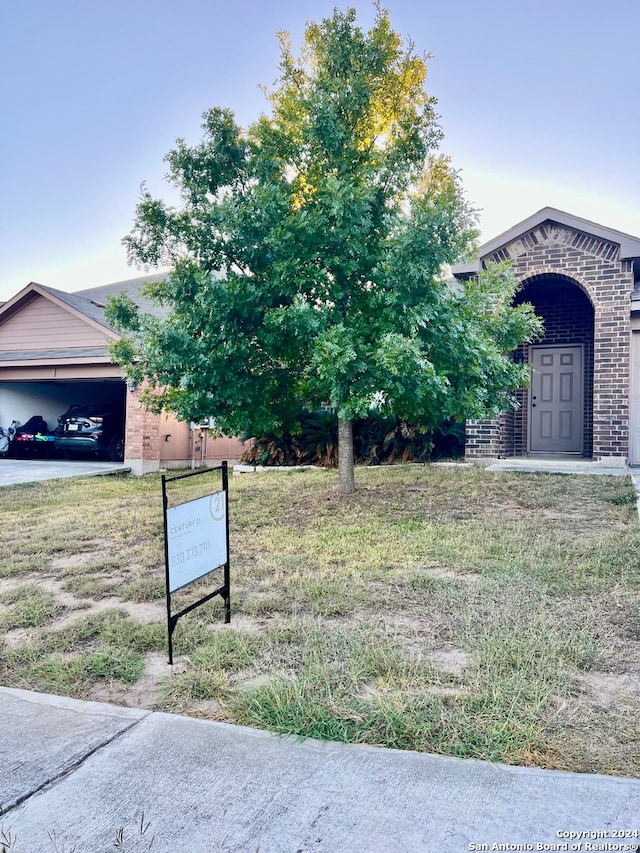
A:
162;462;231;664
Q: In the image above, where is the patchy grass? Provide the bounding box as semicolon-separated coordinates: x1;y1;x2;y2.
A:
0;584;63;631
0;464;638;777
0;609;166;698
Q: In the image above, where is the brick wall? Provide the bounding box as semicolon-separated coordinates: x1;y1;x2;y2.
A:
124;387;163;475
465;220;633;461
465;418;502;457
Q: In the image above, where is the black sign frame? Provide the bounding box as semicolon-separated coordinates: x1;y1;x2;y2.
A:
161;462;231;665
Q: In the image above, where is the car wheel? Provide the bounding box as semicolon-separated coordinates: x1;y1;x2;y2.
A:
108;435;125;462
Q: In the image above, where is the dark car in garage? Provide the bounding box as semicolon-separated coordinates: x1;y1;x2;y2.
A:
54;404;125;461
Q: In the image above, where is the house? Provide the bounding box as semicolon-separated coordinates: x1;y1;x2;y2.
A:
0;274;245;474
453;207;640;465
6;205;640;472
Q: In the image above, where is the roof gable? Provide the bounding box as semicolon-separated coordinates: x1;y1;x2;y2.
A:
453;207;640;275
0;288;120;356
0;273;171;366
0;282;121;337
484;221;620;267
0;272;170;333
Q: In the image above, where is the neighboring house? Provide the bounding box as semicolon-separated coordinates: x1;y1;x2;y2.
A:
453;207;640;465
0;274;244;474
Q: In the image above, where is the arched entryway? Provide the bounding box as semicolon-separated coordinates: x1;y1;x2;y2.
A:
513;274;595;457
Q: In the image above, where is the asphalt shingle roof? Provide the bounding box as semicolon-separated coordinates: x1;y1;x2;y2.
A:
36;272;170;331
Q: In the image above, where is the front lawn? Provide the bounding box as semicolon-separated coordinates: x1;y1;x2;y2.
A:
0;464;638;776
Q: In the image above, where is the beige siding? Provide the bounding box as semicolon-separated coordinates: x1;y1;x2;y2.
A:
0;295;111;351
630;327;640;465
0;364;122;380
206;434;246;464
160;412;191;463
159;412;245;467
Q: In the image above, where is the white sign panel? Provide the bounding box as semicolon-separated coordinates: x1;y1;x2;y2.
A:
166;490;227;593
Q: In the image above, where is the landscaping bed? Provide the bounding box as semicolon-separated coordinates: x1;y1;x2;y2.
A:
0;465;638;777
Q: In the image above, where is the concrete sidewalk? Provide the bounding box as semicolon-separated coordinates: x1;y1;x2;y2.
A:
2;687;639;853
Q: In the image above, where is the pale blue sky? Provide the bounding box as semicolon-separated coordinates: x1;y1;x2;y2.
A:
1;0;638;301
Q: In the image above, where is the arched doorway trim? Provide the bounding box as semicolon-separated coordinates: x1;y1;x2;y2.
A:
519;268;598;311
515;271;595;457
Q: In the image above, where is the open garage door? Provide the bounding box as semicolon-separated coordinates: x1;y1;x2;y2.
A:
0;378;126;460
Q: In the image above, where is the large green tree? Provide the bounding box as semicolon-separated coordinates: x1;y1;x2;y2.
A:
108;6;542;493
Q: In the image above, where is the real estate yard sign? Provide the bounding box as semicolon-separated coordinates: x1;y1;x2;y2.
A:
162;463;230;664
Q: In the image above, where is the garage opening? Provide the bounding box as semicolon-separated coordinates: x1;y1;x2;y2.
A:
0;379;126;461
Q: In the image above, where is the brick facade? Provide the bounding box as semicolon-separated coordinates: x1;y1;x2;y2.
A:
462;215;636;462
124;388;246;474
125;387;163;475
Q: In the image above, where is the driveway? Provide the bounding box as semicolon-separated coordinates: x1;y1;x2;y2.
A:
0;458;130;487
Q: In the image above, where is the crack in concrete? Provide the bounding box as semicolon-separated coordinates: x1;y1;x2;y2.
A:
1;711;151;817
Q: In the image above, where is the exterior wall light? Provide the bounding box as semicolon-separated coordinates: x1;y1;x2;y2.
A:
127;379;137;393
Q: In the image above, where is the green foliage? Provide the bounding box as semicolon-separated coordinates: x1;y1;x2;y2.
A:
242;409;340;466
108;6;542;483
240;408;463;466
353;412;433;465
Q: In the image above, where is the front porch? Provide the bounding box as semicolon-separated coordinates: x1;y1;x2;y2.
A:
456;208;638;466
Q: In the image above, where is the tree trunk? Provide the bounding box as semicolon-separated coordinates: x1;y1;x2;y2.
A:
338;417;355;495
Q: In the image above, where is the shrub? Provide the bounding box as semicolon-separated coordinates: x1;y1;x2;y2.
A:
241;410;464;467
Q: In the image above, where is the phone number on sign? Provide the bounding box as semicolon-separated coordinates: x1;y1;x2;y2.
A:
170;540;211;568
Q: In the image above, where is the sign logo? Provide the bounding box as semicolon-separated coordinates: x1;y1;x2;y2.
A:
209;492;225;521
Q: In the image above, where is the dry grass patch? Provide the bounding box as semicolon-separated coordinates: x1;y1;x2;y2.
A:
0;465;638;775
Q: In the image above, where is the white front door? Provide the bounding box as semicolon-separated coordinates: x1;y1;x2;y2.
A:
530;346;583;454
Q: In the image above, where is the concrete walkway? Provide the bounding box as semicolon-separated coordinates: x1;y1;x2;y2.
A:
485;456;630;476
2;687;639;853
